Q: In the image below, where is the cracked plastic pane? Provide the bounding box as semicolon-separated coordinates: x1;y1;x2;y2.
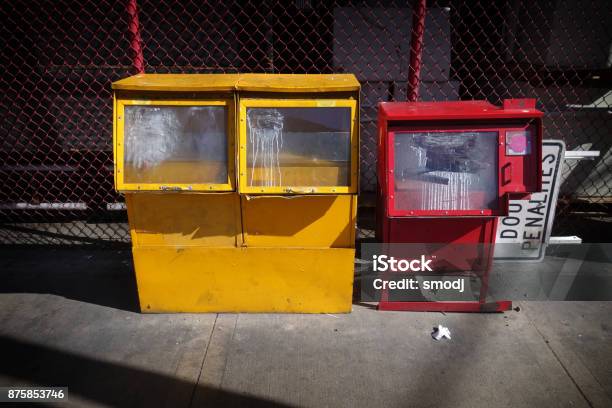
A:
246;107;351;188
393;131;498;211
123;106;227;185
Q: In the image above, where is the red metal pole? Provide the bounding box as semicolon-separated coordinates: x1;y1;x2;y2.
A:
127;0;144;74
407;0;427;102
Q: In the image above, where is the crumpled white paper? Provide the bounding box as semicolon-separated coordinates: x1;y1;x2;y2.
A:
431;325;451;341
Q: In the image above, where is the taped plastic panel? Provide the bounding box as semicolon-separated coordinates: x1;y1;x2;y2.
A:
393;131;498;211
124;106;227;184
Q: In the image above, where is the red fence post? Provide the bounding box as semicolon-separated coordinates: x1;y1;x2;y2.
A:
127;0;144;73
407;0;426;102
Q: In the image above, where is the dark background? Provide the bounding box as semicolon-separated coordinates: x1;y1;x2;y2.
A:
1;0;611;244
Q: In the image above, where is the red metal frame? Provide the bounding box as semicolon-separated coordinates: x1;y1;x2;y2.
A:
377;219;500;312
378;100;542;122
378;301;512;312
376;99;543;313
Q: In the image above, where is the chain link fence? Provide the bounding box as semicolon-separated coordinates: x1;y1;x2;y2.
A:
1;0;611;245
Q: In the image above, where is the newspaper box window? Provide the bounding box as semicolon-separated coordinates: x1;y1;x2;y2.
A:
376;99;543;312
239;99;358;194
391;130;499;213
112;73;360;313
116;101;233;191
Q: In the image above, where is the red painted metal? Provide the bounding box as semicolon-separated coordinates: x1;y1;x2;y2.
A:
379;100;543;121
376;99;543;312
378;301;512;313
127;0;145;74
407;0;427;102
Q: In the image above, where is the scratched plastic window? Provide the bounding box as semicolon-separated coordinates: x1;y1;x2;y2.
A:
123;106;227;185
246;107;351;188
393;132;498;211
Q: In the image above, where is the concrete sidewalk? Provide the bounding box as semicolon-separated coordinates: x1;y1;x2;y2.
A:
0;248;611;407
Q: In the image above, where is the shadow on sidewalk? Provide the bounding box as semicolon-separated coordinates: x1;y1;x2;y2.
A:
0;334;290;407
0;247;140;312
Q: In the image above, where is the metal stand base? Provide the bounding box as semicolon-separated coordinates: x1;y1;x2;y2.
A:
378;300;512;313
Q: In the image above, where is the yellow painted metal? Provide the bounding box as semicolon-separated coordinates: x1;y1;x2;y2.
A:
241;195;355;248
112;73;360;93
236;73;360;92
132;246;355;313
112;73;241;92
113;94;117;186
351;195;358;245
238;98;358;194
113;73;360;313
115;99;235;192
126;193;242;247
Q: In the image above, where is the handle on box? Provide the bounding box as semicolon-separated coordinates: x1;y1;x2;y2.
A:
284;187;316;194
501;163;512;185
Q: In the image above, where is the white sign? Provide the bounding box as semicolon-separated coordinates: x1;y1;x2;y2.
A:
494;140;566;261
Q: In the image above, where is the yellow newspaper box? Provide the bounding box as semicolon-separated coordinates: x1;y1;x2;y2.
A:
112;74;359;313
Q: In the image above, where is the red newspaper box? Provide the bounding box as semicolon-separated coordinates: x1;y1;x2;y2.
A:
376;99;543;312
